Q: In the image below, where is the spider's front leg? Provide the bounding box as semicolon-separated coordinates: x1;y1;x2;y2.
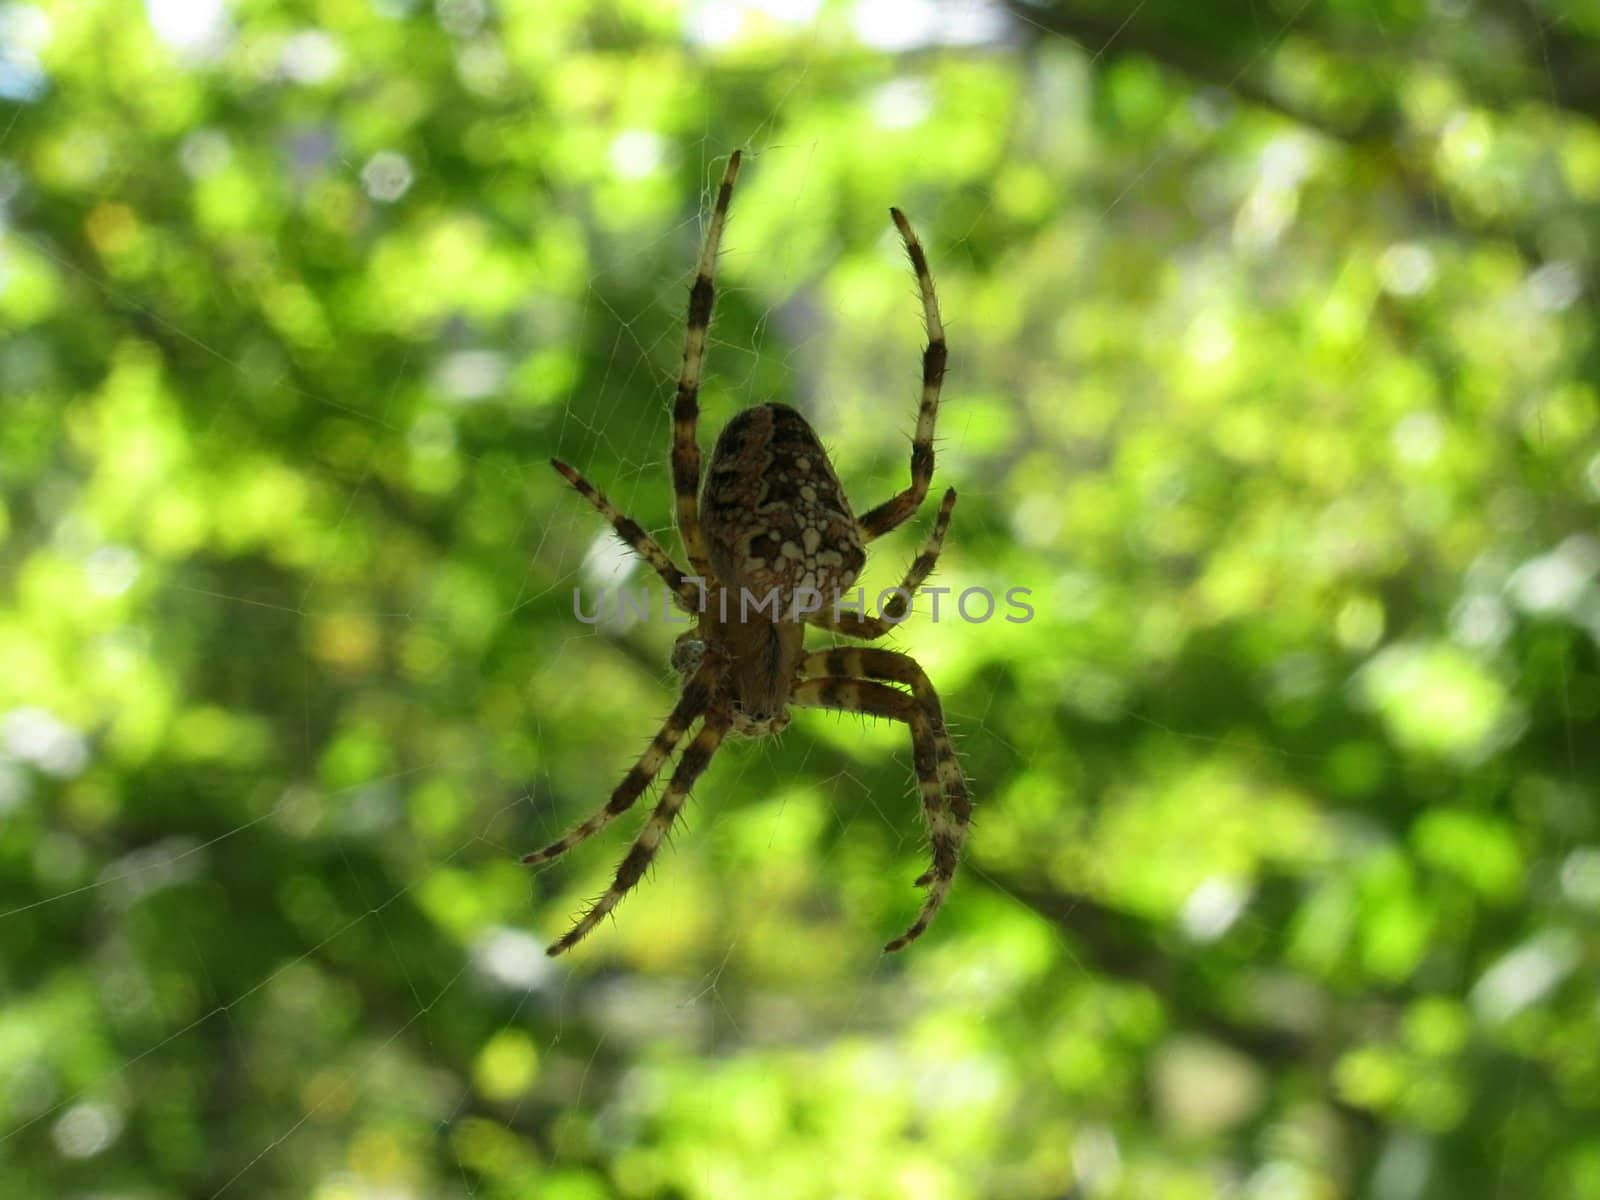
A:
793;652;969;951
546;705;732;956
523;647;723;870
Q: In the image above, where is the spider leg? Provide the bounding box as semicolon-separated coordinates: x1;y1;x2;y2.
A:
792;659;969;952
522;651;722;868
546;706;731;956
550;458;706;612
673;151;742;583
855;208;947;544
809;488;956;640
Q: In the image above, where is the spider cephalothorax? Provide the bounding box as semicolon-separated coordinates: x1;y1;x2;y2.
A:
531;151;969;956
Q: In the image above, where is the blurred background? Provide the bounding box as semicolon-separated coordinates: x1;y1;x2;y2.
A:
2;0;1598;1196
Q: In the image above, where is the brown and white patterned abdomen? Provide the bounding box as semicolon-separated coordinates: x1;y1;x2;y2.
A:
700;403;865;603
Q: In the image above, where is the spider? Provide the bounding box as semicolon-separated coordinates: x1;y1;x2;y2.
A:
530;150;969;956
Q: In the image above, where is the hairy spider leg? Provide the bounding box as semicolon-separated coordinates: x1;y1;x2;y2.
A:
523;649;723;868
546;709;732;956
856;208;947;543
791;663;967;951
549;458;703;612
810;487;957;639
672;150;743;585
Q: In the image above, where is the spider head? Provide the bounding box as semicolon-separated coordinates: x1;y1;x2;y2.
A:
728;699;791;739
716;615;805;739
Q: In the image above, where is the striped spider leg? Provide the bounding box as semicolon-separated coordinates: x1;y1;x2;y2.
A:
809;486;958;640
792;646;970;952
540;700;733;957
546;458;706;612
793;489;968;951
533;153;742;956
528;461;726;957
521;645;722;872
855;206;948;543
672;150;742;583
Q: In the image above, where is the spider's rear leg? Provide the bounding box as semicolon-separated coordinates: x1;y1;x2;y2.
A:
672;150;743;582
550;458;706;613
792;665;968;952
856;208;947;544
809;488;956;640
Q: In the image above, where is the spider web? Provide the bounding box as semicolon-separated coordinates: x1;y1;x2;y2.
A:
0;0;1590;1196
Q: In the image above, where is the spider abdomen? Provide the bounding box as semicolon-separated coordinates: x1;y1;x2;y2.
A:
701;403;866;605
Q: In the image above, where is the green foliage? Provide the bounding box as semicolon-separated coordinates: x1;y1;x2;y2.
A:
2;0;1598;1196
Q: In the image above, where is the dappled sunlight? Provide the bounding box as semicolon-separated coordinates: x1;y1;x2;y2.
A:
2;0;1597;1197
